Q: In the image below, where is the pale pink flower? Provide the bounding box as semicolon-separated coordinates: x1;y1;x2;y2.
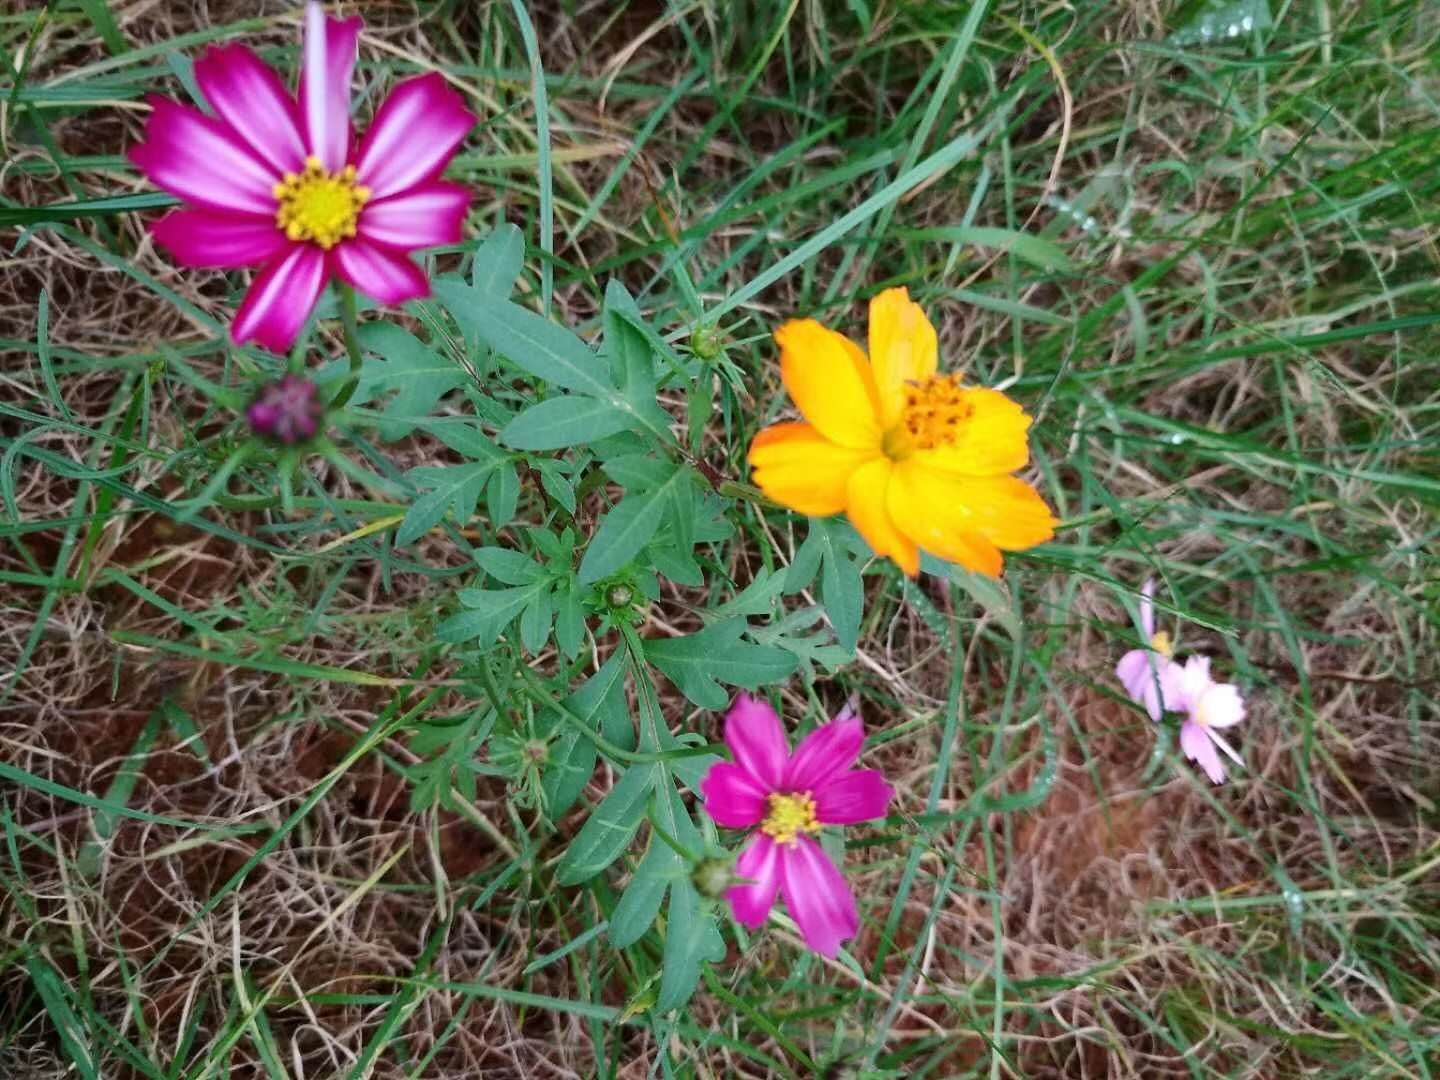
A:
1115;578;1179;721
1169;655;1247;785
130;3;474;353
699;695;894;958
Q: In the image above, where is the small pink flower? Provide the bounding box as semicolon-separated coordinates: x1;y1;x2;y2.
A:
1170;656;1247;785
1115;580;1249;784
699;695;894;958
247;374;323;444
130;2;475;353
1115;578;1179;721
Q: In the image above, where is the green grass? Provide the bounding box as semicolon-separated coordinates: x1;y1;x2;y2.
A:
2;1;1439;1077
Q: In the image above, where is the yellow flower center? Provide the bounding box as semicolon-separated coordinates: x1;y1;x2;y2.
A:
883;373;973;459
1149;630;1173;658
760;792;821;846
273;156;370;249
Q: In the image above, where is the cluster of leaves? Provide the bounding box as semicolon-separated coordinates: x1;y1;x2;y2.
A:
331;225;876;1009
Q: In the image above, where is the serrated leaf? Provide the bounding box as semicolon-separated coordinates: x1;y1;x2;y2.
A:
656;880;725;1012
501;396;635;450
645;618;800;710
555;764;656;885
436;582;548;648
399;462;492;545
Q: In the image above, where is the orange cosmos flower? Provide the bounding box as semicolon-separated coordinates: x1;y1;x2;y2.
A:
749;288;1056;577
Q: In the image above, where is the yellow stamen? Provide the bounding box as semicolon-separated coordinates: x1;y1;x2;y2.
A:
1150;630;1173;658
884;373;974;459
760;792;821;846
273;156;370;250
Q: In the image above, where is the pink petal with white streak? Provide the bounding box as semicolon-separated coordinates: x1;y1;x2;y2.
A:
779;837;860;958
151;210;291;269
194;43;306;174
300;2;362;172
330;240;430;306
358;181;470;251
1140;578;1157;639
354;73;475;200
1180;720;1226;784
129;97;279;216
725;835;780;930
232;245;329;353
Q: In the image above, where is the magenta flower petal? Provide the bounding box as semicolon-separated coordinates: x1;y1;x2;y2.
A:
129;97;279;216
779;837;860;958
358;181;471;251
783;714;863;792
723;695;788;790
300;2;362;172
1180;720;1226;784
812;769;894;826
354;73;475;201
194;43;306;174
151;210;292;269
699;763;768;829
232;245;328;353
330;240;430;305
725;834;781;929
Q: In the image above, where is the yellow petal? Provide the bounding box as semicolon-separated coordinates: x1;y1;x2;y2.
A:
749;423;875;517
868;287;938;427
776;319;883;450
889;461;1056;576
911;387;1033;476
845;457;920;576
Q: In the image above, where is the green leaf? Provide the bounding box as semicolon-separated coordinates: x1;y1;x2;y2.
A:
452;294;614;398
656;880;725;1012
398;462;493;545
897;226;1074;273
577;465;689;585
339;324;467;439
501;396;635;450
555;764;656;885
485;462;519;527
436;582;548;648
787;519;865;653
470;223;525;295
26;955;98;1079
472;547;545;585
542;652;627;816
645;619;800;710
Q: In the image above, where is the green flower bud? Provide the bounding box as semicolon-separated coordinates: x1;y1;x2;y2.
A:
691;856;735;899
691;324;724;361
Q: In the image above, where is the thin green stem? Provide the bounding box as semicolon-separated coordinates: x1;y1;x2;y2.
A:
327;283;365;409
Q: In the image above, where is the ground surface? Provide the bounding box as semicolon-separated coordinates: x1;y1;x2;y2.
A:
2;1;1438;1077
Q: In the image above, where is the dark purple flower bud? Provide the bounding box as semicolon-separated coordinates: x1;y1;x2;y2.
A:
246;375;323;445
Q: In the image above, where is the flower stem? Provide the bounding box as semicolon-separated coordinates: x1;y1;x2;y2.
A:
327;283;364;409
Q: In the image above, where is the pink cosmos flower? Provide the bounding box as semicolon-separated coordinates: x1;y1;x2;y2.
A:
1169;655;1247;785
1115;579;1249;784
699;695;895;958
1115;579;1176;721
130;3;475;354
